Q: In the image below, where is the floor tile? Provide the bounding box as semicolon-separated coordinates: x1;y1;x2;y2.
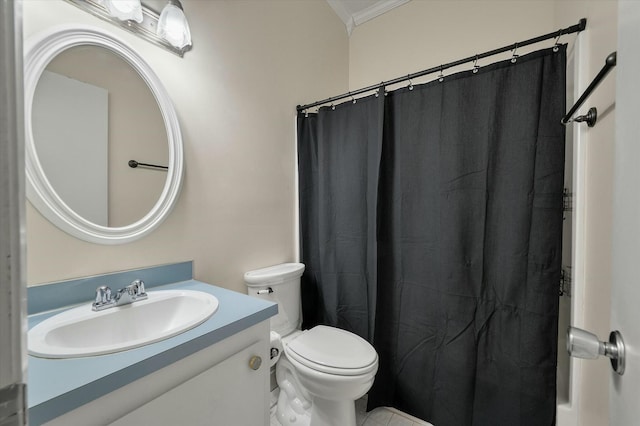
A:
365;407;393;425
271;395;434;426
388;412;414;426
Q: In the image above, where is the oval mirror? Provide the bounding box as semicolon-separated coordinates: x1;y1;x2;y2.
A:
24;26;183;244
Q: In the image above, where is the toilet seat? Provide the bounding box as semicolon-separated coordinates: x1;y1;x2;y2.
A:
284;325;378;376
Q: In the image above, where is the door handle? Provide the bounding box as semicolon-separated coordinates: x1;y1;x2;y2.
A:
567;326;625;375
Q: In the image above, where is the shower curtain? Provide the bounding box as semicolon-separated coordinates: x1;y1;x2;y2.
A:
298;46;565;426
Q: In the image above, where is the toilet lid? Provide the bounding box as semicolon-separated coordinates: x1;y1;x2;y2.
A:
286;325;377;370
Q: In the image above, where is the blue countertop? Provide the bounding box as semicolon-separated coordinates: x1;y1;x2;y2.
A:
28;279;277;425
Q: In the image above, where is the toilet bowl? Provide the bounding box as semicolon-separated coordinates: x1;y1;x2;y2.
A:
245;263;378;426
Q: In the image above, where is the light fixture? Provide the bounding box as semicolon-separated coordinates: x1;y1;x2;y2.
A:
64;0;191;57
97;0;143;23
157;0;192;50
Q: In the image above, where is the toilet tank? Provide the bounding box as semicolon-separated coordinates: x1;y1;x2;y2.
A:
244;263;305;337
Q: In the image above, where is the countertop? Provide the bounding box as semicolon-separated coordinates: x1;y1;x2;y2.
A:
27;279;277;425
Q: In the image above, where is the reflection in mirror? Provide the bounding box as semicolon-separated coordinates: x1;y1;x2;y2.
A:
32;45;168;227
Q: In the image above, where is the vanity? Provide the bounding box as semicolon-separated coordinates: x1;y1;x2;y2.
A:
22;18;278;426
27;262;277;425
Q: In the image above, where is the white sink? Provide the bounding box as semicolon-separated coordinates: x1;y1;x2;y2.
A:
28;290;219;358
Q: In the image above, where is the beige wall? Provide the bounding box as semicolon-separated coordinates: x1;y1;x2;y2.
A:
23;0;349;290
348;0;558;90
553;3;617;426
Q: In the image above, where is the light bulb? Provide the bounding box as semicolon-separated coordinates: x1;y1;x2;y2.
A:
157;0;192;49
99;0;143;23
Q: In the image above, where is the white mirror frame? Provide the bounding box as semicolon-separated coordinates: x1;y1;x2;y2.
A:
24;25;183;245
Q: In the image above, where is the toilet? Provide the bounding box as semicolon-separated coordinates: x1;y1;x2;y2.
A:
245;263;378;426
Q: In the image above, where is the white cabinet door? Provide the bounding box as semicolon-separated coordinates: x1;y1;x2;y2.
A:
112;341;268;426
610;1;640;424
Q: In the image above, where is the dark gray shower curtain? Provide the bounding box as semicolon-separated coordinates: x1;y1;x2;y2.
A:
298;95;384;340
298;46;565;426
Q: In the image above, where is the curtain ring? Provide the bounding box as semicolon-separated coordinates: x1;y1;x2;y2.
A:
351;92;357;104
553;30;562;52
472;55;480;73
304;109;309;118
407;75;414;91
511;43;519;63
331;103;335;110
438;65;445;82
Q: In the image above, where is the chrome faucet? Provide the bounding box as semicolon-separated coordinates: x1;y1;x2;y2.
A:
92;280;148;311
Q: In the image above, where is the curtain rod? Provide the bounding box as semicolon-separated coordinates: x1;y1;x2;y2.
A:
561;51;616;125
128;160;168;171
297;18;587;112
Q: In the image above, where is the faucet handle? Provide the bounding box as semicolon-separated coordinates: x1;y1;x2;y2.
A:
93;286;113;311
128;280;147;298
96;286;112;303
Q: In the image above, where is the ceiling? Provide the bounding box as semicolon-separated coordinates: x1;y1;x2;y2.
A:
326;0;411;35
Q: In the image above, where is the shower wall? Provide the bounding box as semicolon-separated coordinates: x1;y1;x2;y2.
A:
557;44;576;404
553;2;618;426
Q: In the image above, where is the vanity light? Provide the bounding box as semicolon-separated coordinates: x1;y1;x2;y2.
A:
64;0;191;57
98;0;143;23
156;0;192;49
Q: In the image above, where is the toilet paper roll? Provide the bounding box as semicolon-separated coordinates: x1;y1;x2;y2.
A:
269;331;283;367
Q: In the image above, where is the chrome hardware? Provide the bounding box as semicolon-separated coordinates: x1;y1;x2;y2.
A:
92;286;116;311
472;55;480;73
563;188;572;221
608;331;625;375
567;326;626;375
270;347;280;360
92;280;148;311
93;285;113;307
559;267;572;297
563;188;573;212
249;355;262;370
510;43;519;63
256;287;274;295
129;279;146;297
553;30;562;53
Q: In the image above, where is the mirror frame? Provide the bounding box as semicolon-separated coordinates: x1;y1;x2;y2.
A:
24;25;183;245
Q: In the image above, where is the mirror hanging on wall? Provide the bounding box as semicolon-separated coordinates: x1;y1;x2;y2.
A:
32;45;169;228
24;25;184;245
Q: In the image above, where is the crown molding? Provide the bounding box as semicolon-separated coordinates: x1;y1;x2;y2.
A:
352;0;411;26
326;0;356;35
327;0;410;36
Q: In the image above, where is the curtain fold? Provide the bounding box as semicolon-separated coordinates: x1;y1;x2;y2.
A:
298;46;565;426
298;95;384;340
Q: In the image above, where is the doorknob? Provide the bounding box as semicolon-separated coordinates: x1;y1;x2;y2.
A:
567;326;625;375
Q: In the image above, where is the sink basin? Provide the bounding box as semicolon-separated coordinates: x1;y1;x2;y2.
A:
28;290;219;358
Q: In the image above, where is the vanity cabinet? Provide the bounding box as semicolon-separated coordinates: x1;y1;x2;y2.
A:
43;322;270;426
112;341;266;425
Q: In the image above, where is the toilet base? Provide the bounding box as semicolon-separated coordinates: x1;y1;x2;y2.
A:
275;359;311;426
275;357;360;426
310;397;356;426
275;389;357;426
